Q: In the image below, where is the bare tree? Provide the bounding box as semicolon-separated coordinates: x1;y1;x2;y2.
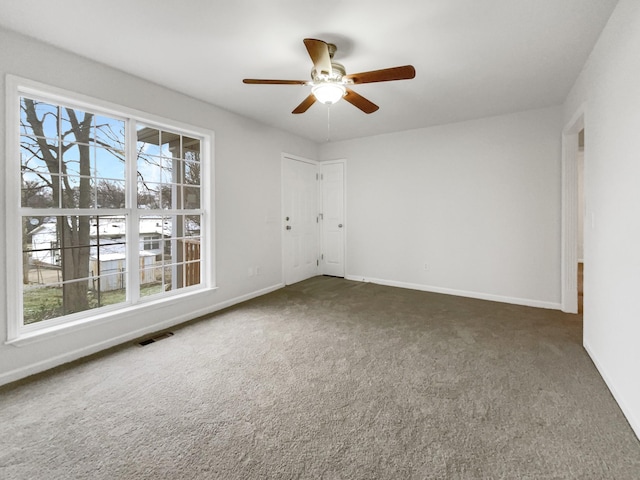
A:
21;99;124;316
96;180;125;208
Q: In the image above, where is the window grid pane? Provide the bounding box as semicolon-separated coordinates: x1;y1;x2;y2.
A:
19;94;206;329
137;127;201;210
137;214;202;298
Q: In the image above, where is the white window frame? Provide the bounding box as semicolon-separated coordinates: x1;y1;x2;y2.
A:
5;75;215;343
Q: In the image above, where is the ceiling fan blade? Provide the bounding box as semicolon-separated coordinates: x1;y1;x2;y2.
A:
303;38;332;76
344;65;416;84
292;94;317;114
243;79;309;85
344;88;379;114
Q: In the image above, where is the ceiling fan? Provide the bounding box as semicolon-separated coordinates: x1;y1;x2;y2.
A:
243;38;416;114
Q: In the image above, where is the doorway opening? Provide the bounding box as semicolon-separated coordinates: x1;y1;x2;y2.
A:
561;106;585;314
577;129;585;313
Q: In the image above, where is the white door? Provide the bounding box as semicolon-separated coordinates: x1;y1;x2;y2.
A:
283;156;319;285
321;161;345;277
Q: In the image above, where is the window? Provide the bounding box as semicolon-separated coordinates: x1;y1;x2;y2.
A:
7;78;212;339
142;235;160;251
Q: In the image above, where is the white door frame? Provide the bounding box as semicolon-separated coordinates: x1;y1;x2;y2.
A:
561;104;585;313
281;153;320;285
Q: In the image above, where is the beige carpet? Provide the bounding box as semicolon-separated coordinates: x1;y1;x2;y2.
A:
1;276;639;479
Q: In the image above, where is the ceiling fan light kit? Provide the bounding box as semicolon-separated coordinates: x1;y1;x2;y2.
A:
311;83;346;104
243;38;415;114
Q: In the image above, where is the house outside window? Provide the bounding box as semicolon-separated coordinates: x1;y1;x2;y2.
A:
6;78;212;340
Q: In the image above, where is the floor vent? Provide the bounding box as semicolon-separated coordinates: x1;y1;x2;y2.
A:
137;331;174;346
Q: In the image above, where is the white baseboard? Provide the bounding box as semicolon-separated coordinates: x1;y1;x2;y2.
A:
0;283;284;387
345;275;562;310
584;341;640;441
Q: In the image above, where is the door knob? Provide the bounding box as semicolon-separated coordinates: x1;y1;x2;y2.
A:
286;226;292;230
338;224;343;228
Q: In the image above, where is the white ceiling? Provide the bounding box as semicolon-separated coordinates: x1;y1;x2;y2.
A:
0;0;618;143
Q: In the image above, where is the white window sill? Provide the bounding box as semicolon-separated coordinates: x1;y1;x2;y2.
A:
6;286;218;347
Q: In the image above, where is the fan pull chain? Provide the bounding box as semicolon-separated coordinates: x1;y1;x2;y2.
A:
326;105;331;143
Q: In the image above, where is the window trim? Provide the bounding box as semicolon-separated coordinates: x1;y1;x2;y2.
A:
5;75;216;344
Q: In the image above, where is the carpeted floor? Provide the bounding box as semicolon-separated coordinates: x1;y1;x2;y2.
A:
1;276;639;479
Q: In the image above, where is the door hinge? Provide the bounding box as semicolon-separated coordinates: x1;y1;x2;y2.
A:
321;254;324;260
317;259;319;266
316;173;319;180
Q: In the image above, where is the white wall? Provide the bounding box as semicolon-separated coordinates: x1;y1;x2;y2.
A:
320;106;563;308
0;27;317;385
563;0;640;439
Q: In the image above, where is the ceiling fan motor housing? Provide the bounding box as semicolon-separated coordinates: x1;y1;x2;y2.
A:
311;52;347;104
311;62;346;83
